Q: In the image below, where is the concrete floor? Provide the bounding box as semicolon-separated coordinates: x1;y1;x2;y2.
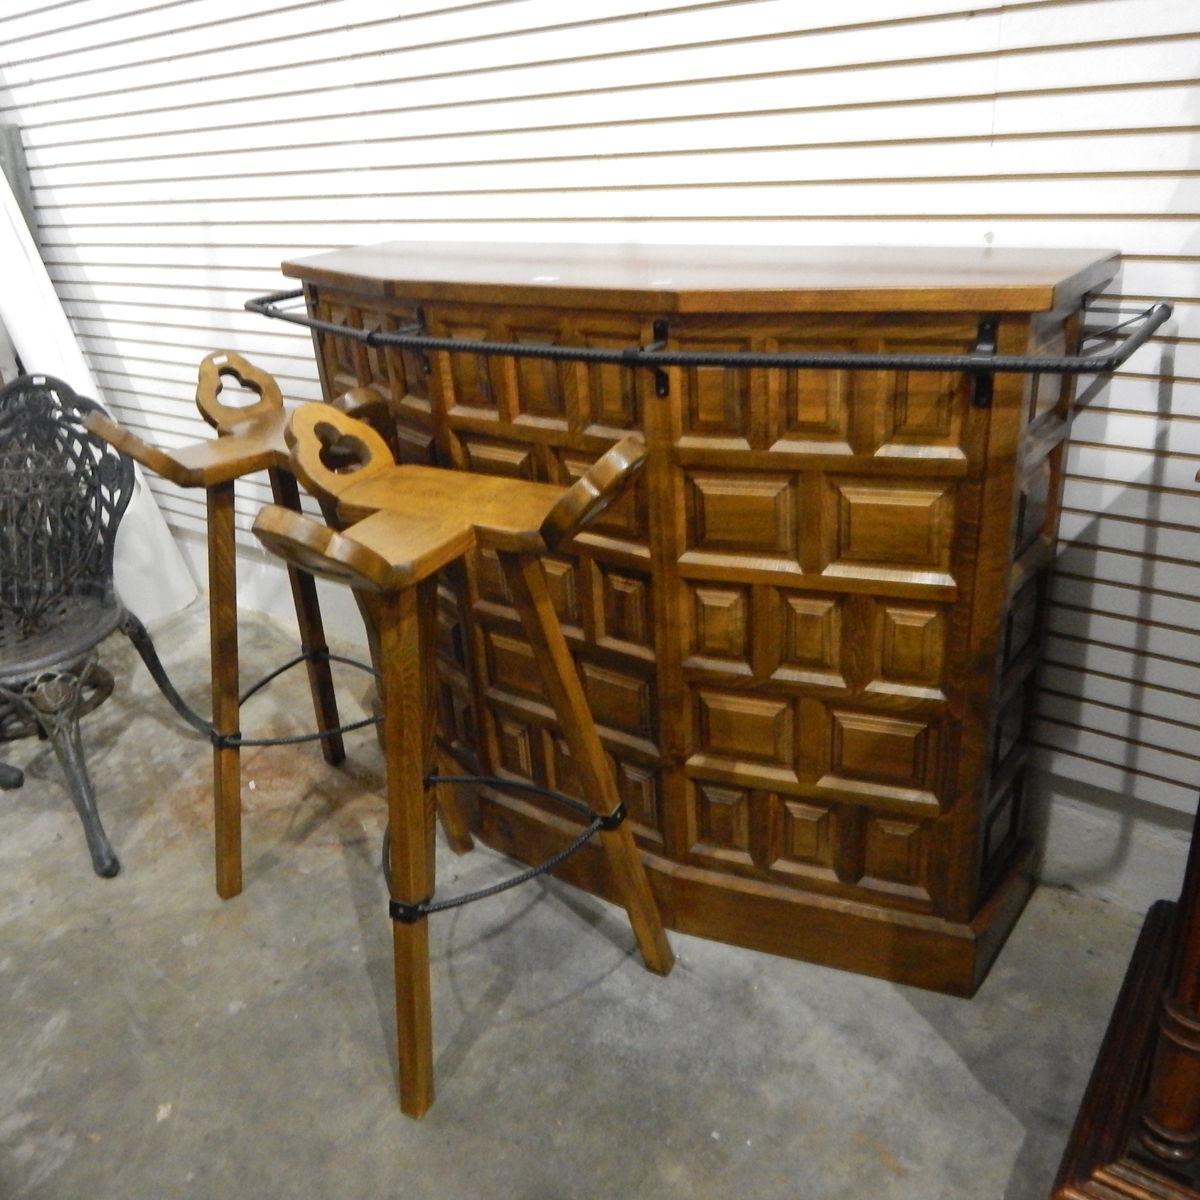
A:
0;606;1145;1200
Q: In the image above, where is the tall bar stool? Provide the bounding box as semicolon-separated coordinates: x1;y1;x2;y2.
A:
80;353;476;898
253;403;675;1117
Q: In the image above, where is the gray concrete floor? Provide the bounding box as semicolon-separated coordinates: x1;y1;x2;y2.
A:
0;606;1144;1200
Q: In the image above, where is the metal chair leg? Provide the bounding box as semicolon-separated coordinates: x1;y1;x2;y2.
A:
22;666;120;878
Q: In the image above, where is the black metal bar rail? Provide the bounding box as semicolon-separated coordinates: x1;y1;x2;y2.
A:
247;288;1172;380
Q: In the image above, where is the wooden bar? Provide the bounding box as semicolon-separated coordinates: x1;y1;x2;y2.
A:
283;241;1120;995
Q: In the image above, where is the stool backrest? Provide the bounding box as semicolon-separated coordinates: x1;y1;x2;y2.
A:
195;350;282;432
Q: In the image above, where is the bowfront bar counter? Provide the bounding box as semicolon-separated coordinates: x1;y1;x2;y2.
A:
277;242;1120;996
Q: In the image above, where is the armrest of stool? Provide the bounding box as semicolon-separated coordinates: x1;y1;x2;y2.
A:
253;504;396;591
539;434;647;550
80;410;199;487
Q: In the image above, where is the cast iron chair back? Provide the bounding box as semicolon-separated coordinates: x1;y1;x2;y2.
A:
0;374;137;876
0;375;132;635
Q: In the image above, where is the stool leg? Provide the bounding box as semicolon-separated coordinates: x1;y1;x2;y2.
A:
380;580;439;1117
268;468;345;766
359;588;474;856
499;551;674;977
208;481;242;900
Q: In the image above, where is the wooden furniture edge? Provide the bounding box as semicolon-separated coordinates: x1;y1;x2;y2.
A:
1052;900;1199;1200
282;247;1121;315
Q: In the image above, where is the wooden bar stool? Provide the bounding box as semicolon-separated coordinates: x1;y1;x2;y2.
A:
252;404;675;1117
82;352;383;897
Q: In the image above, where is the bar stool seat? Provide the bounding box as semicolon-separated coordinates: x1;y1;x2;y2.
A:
253;403;675;1117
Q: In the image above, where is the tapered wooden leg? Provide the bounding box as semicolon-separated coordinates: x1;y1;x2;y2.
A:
208;481;242;900
499;551;674;977
380;580;440;1117
268;468;344;766
433;759;476;856
360;589;473;856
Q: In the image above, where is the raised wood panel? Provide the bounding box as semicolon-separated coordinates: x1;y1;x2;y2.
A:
436;595;467;670
691;781;754;864
1027;313;1068;422
496;714;538;781
616;760;661;837
770;339;853;451
571;320;645;434
832;710;929;788
689;583;750;665
580;661;654;740
584;358;641;432
437;680;478;764
597;565;654;651
876;335;972;456
476;547;512;607
461;436;536;480
1016;456;1051;555
510;326;569;423
780;593;841;676
1004;576;1042;668
874;604;945;692
769;796;839;881
318;304;360;396
824;479;954;581
393;417;437;466
863;815;930;901
993;682;1032;772
546;733;582;801
359;312;393;402
818;707;942;809
888;369;959;440
436;322;497;412
687;472;796;558
695;689;794;768
484;629;545;700
983;769;1024;880
542;557;581;632
678;336;754;446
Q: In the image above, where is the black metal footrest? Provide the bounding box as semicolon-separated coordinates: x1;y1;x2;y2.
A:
386;774;626;924
124;613;379;750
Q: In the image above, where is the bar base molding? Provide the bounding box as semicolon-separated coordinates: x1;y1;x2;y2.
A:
477;789;1035;997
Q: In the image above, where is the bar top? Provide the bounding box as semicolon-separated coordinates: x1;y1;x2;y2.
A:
282;241;1119;314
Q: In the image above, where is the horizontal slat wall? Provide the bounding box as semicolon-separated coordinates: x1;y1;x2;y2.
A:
1;0;1197;813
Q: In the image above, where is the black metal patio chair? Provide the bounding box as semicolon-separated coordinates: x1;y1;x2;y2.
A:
0;374;169;876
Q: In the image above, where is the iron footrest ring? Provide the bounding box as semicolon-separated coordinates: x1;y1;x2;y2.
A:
386;773;627;924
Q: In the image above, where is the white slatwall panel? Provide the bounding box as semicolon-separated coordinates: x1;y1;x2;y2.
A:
1;0;1197;813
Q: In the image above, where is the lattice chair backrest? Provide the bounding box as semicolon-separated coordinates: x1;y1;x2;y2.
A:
0;375;134;631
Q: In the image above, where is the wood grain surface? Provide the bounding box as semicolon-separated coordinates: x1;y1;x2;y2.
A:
286;242;1116;993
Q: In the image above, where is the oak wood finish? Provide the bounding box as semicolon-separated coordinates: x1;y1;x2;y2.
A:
207;480;242;898
252;415;673;1114
282;241;1119;995
82;351;350;897
381;580;439;1118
